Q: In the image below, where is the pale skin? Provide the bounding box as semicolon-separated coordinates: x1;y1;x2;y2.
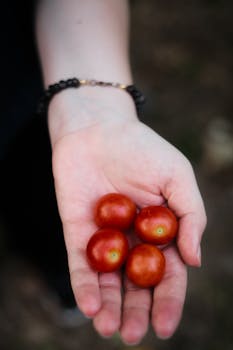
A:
36;0;207;345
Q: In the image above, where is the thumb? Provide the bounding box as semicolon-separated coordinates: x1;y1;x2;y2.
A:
163;161;207;267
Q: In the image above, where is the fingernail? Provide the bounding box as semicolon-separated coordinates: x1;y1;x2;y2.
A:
196;245;202;267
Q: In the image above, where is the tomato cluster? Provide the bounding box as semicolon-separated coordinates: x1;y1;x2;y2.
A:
86;193;178;288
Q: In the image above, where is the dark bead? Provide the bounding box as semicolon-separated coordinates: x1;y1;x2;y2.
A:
67;79;73;86
126;85;135;93
54;83;60;91
133;90;142;98
71;78;80;87
59;80;66;88
48;84;56;92
137;95;146;103
126;85;145;107
48;84;60;93
45;90;52;99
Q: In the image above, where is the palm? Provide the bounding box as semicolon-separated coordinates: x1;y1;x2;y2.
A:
52;119;206;343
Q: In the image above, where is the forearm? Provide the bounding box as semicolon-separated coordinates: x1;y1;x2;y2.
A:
36;0;132;84
36;0;137;144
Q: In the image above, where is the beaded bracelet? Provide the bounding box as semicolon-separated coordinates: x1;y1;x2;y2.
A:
36;78;145;116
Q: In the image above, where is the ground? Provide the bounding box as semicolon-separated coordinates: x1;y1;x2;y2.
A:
0;1;233;349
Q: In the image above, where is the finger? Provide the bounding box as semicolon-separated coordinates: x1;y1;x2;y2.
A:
120;278;152;345
165;162;207;266
93;272;122;338
64;221;101;318
152;245;187;339
178;209;206;266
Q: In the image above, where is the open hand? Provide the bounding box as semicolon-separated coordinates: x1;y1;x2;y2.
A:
51;117;206;344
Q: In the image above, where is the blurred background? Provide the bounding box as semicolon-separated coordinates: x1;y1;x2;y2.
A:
0;0;233;349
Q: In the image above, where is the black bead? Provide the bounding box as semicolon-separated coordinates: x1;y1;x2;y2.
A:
48;85;56;92
71;78;80;87
67;79;73;86
54;83;60;91
126;85;135;93
133;91;142;98
137;95;146;103
59;80;66;88
44;90;52;99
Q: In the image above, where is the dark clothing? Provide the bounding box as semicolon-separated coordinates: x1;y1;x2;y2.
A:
0;1;41;158
0;3;74;307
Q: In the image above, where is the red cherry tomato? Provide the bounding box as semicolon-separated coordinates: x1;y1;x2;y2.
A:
135;206;178;245
94;193;136;230
86;228;129;272
125;243;165;288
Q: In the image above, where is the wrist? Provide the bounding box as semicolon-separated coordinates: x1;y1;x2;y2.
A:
48;85;138;147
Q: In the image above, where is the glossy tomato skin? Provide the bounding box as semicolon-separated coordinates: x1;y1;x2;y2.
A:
126;244;165;288
86;228;129;272
94;193;137;230
135;206;178;245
